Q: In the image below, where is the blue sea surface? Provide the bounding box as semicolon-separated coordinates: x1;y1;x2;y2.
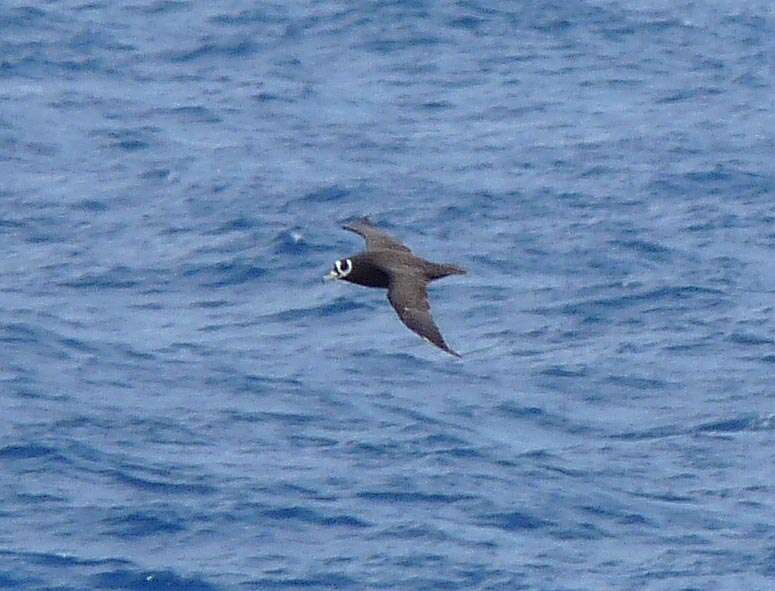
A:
2;1;775;589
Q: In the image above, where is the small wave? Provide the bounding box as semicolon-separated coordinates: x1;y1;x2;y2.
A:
538;364;588;378
0;218;23;229
90;127;158;153
213;216;256;233
0;443;57;460
0;322;100;364
628;490;694;504
126;0;188;16
0;549;130;569
207;374;303;395
228;410;316;427
550;522;610;540
448;16;485;31
181;259;266;287
608;239;674;261
611;414;775;440
92;568;218;591
656;86;723;104
727;332;775;346
536;285;726;317
477;510;552;531
149;105;221;124
496;401;594;435
696;415;775;433
260;506;370;529
105;470;216;496
59;266;141;289
610;424;684;441
604;374;669;391
373;523;451;541
359;35;443;54
161;38;258;63
579;503;651;527
289;185;351;206
70;198;108;213
102;511;186;538
0;6;46;28
648;167;772;198
208;7;288;27
0;572;21;589
243;573;358;590
356;491;473;504
260;298;369;323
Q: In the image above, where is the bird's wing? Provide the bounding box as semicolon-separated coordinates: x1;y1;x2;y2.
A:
342;218;412;253
387;272;460;357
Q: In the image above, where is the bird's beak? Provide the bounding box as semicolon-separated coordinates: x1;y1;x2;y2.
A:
324;270;339;282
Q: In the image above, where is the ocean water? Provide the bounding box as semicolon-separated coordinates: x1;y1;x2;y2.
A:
2;0;775;589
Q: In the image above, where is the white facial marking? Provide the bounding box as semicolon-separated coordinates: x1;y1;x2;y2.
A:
335;258;352;278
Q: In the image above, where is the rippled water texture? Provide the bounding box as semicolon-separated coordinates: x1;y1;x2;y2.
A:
2;1;775;589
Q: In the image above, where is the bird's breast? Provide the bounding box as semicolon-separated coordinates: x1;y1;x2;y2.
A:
346;258;391;288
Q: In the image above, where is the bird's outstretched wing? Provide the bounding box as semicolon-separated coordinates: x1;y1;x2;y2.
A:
342;217;412;253
387;272;460;357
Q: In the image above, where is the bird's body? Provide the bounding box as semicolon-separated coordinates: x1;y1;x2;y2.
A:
326;218;465;357
345;251;464;288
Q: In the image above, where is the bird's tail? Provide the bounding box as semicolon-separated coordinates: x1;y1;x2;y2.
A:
426;262;467;281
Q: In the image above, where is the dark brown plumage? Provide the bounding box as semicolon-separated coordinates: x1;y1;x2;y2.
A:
325;218;465;357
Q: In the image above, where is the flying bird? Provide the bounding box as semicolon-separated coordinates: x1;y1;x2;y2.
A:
325;218;465;357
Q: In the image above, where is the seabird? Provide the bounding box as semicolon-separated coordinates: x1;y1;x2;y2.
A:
325;217;465;357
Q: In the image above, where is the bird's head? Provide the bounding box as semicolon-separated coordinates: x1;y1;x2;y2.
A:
324;258;353;281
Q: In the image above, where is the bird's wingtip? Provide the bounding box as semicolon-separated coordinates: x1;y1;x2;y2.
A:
442;344;462;358
341;215;373;231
